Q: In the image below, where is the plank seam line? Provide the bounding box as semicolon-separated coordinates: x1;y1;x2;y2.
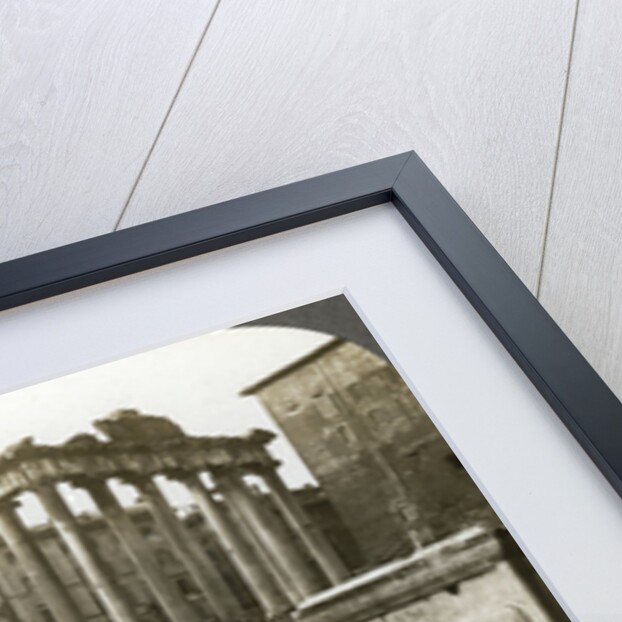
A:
113;0;224;232
535;0;581;299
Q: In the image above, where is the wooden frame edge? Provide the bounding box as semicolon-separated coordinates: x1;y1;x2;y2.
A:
1;151;620;500
392;152;622;500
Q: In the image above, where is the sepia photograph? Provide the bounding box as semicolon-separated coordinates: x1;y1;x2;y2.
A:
0;296;568;622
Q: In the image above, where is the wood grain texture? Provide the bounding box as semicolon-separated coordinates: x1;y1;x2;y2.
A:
119;0;576;289
0;0;218;262
539;0;622;399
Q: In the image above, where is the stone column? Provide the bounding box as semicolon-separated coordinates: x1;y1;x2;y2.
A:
35;483;139;622
215;471;322;600
0;602;18;622
76;479;201;622
0;577;20;622
260;466;349;585
179;472;292;617
0;569;38;622
0;499;83;622
128;475;242;621
212;475;301;604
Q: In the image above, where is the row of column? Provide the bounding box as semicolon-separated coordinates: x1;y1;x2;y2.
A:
0;466;349;622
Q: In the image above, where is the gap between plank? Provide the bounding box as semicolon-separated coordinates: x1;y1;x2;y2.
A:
113;0;224;232
534;0;581;299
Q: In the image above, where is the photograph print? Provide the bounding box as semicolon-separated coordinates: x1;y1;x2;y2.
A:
0;295;568;622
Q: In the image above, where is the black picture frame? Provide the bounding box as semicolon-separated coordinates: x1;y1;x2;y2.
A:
1;151;620;501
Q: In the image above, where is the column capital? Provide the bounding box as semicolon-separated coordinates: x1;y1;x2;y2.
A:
160;468;198;484
68;474;103;490
118;472;152;490
211;457;282;480
0;497;20;513
210;468;242;486
246;462;283;478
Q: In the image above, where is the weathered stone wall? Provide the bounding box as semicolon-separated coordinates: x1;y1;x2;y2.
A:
252;339;496;567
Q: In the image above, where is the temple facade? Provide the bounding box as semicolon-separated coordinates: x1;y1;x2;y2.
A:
0;410;350;621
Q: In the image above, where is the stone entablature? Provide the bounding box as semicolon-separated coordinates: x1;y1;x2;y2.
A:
0;420;277;500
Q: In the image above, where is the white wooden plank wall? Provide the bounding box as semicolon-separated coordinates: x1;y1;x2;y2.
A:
0;0;218;259
538;0;622;399
119;0;576;290
1;2;619;396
